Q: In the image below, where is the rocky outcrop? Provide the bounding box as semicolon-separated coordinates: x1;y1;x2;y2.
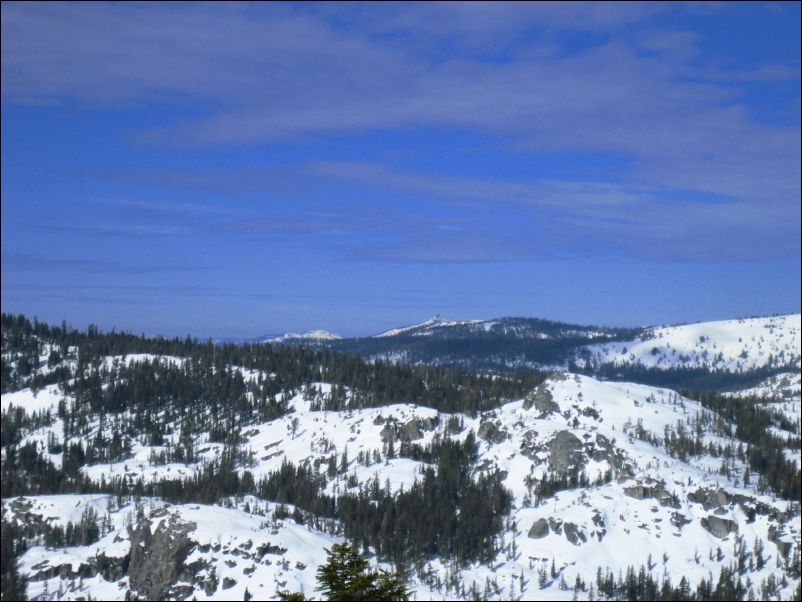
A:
380;417;434;444
688;487;730;510
768;525;794;558
624;485;650;500
670;512;691;529
95;552;129;582
128;511;198;600
527;518;549;539
420;416;439;431
400;419;422;442
623;480;680;509
589;434;613;462
380;424;397;444
548;430;584;473
700;515;738;538
591;511;607;541
523;383;559;415
519;429;540;460
547;517;564;534
564;522;587;546
477;421;507;444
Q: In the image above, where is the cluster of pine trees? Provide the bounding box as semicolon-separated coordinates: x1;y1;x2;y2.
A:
682;389;801;501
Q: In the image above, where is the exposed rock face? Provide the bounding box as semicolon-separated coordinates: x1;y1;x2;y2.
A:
380;417;434;443
400;419;422;442
670;512;691;529
768;525;794;558
128;511;198;600
95;552;129;582
519;429;540;460
688;487;730;510
701;515;738;538
624;485;649;500
547;517;564;534
548;430;584;473
380;424;397;444
527;518;549;539
420;416;439;431
623;481;680;509
477;421;507;444
523;383;560;415
591;511;607;541
653;487;681;509
590;434;613;462
564;522;587;546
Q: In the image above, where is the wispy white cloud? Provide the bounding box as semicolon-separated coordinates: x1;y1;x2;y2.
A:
2;2;798;266
1;253;209;274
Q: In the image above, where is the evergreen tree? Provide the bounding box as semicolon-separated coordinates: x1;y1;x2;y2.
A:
278;541;408;601
1;515;26;601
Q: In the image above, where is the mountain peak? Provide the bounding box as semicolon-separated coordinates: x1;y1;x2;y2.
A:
261;329;342;343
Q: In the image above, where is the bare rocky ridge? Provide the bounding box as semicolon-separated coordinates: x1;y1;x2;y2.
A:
128;511;198;600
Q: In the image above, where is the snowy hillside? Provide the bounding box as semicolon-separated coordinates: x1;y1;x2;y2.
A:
2;313;800;601
580;314;801;372
726;372;801;401
3;494;341;601
374;316;486;338
371;315;620;341
3;370;800;600
260;330;342;343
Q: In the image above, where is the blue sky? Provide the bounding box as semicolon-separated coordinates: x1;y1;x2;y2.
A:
2;2;800;338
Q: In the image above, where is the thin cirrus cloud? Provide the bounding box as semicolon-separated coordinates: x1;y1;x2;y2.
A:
302;161;798;263
1;253;209;275
56;157;799;264
2;2;799;267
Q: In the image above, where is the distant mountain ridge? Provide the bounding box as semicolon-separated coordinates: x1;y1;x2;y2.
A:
265;313;801;391
259;329;342;343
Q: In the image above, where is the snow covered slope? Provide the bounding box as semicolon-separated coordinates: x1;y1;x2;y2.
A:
4;369;800;601
3;494;339;601
581;314;801;371
260;330;342;343
726;371;801;400
374;316;486;337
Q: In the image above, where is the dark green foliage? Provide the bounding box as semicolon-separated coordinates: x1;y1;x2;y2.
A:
683;389;801;501
278;541;408;601
591;362;799;393
256;434;511;567
595;562;750;601
1;513;26;601
40;505;101;548
276;591;309;601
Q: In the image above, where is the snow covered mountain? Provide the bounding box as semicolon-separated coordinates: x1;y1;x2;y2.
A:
371;315;623;341
579;314;801;372
259;330;342;343
3;494;339;602
373;315;488;338
1;314;800;601
322;314;801;392
3;373;801;599
726;372;801;401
